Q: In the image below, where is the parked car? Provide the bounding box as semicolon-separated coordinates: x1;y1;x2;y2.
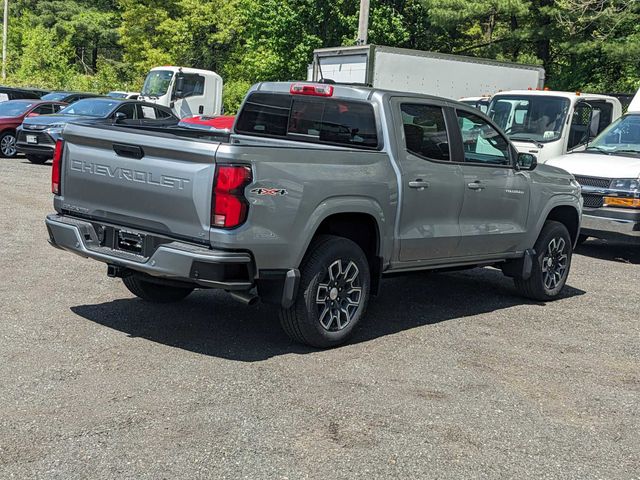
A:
0;100;66;157
16;98;179;163
45;81;582;348
107;91;139;99
40;91;99;104
178;114;235;132
547;106;640;244
22;87;51;98
0;86;41;102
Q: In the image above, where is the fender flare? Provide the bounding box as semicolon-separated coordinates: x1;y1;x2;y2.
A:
293;196;389;269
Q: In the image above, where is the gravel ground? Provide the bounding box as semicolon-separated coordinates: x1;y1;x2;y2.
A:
0;156;638;479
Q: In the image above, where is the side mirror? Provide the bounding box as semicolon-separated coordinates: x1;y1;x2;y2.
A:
174;73;185;99
517;152;537;170
113;112;127;123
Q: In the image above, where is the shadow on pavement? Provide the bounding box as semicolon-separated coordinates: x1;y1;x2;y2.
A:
71;267;586;362
576;239;640;265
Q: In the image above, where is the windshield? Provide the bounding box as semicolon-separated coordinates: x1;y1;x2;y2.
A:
141;70;173;97
41;92;68;102
488;95;570;143
587;114;640;156
0;101;33;117
58;98;119;117
107;91;127;99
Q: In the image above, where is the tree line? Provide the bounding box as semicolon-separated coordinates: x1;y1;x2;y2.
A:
5;0;640;112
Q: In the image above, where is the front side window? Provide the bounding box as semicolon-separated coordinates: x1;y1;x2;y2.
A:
457;110;511;166
116;103;136;120
488;95;570;144
400;103;450;161
31;104;54;115
236;92;378;149
176;74;205;98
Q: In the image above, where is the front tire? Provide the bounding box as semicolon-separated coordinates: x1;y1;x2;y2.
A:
26;154;49;164
514;220;573;301
0;131;17;157
122;275;194;303
280;235;370;348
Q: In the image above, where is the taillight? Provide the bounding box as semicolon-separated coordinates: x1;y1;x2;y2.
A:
212;165;252;228
290;83;334;97
51;139;64;195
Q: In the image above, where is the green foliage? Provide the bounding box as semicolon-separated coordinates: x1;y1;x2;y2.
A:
2;0;639;103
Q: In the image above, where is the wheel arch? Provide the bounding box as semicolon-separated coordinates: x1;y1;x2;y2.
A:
297;202;387;295
544;204;580;246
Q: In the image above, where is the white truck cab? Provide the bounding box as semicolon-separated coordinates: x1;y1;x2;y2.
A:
138;66;223;119
546;90;640;244
487;90;622;164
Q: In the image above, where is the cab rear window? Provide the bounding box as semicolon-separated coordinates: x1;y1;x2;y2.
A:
235;92;379;149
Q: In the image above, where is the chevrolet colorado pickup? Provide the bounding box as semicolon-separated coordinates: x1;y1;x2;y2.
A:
46;82;582;348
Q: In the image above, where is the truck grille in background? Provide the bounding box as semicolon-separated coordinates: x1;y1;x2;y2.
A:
574;176;611;189
582;194;604;209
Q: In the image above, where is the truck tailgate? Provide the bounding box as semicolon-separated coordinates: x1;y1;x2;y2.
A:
60;123;219;242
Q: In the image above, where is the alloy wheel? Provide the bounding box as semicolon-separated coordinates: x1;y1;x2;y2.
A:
1;134;16;157
315;259;362;331
542;237;568;290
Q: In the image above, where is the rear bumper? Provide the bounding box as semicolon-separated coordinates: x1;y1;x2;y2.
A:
45;214;255;289
581;208;640;243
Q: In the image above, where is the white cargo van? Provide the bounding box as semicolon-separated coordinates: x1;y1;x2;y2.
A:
546;89;640;243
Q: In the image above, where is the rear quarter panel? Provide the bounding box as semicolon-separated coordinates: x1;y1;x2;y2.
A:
212;140;397;271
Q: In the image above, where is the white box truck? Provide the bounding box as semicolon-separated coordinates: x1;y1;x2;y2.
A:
307;45;545;100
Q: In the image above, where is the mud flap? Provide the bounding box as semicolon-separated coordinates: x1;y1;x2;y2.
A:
501;249;535;280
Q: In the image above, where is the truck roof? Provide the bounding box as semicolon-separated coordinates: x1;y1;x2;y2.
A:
149;66;222;80
252;81;474;107
492;90;619;101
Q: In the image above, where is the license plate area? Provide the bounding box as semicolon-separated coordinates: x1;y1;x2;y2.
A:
116;230;145;255
26;135;38;144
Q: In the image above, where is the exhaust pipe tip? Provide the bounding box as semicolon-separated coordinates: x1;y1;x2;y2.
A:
228;290;260;306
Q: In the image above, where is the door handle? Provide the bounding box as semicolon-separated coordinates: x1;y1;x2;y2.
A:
467;181;484;191
409;179;430;189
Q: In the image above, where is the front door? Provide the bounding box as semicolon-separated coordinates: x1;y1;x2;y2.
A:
392;99;465;262
453;109;531;256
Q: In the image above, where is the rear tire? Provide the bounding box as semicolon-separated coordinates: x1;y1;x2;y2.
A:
514;220;573;301
280;235;370;348
26;155;49;164
122;275;194;303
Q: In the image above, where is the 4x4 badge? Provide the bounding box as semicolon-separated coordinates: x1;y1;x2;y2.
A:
250;187;288;196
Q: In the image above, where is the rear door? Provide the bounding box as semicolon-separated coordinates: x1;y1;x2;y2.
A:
61;123;219;242
452;109;531;256
392;98;465;261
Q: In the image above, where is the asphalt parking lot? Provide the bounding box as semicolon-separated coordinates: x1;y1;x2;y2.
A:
1;155;638;479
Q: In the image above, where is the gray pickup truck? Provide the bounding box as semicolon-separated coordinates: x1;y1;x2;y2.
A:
46;82;583;347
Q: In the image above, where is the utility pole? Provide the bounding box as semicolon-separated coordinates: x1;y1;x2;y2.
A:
2;0;7;81
357;0;369;45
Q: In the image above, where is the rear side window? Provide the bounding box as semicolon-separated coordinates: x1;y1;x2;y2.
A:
236;92;378;149
400;104;450;161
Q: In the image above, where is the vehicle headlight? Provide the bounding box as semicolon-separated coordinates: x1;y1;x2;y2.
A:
609;178;640;192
